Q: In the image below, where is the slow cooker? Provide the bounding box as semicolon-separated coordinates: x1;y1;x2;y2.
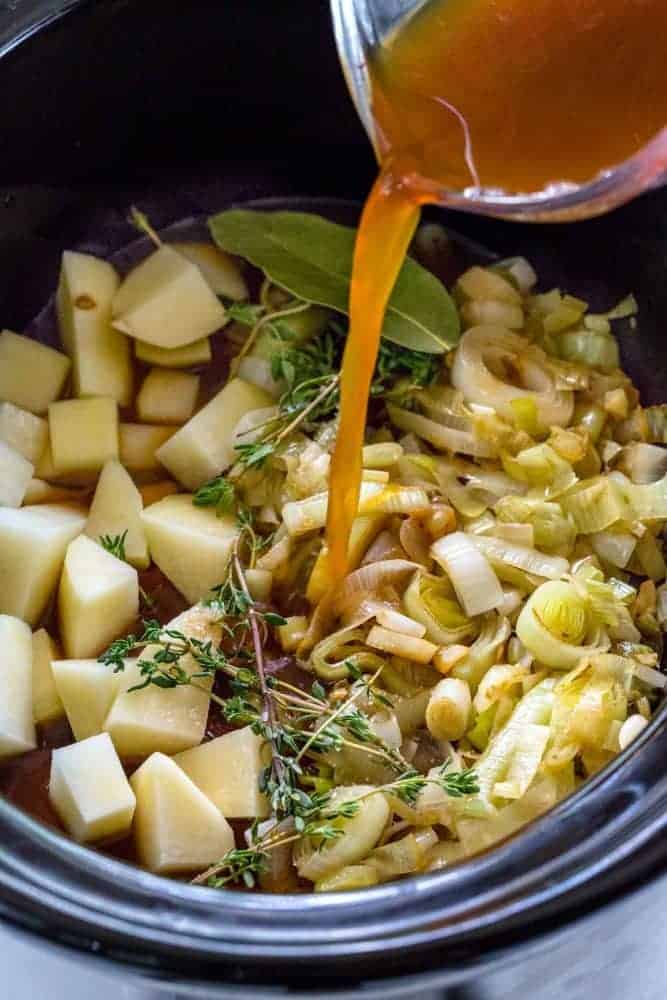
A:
1;2;667;997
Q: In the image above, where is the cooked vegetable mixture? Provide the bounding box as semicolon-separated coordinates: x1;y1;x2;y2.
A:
0;209;664;893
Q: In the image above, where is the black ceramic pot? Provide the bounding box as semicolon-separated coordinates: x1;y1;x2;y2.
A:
1;2;667;997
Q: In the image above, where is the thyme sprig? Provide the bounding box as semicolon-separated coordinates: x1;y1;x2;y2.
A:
98;619;238;693
194;763;479;889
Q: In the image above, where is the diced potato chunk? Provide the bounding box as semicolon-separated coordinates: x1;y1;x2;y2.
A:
112;246;226;348
33;440;97;487
49;732;135;843
48;397;119;475
104;605;217;758
135;337;212;368
85;459;149;569
0;330;71;414
58;535;138;659
0;616;36;757
131;752;233;874
0;504;86;624
56;251;132;406
141;494;239;603
169;242;248;300
119;423;175;473
23;479;87;505
156;378;272;490
0;440;34;507
174;726;269;818
136;368;199;425
52;658;122;740
0;402;48;463
32;628;64;725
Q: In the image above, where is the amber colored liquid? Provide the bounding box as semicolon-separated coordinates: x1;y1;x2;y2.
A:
326;0;667;581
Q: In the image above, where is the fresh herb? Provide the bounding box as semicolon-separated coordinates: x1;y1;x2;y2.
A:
192;477;236;516
98;619;237;690
99;531;128;562
209;210;460;353
195;762;479;889
227;302;265;327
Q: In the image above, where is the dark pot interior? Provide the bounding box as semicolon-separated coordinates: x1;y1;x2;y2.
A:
1;0;667;992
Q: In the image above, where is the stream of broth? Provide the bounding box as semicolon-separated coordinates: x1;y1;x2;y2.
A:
327;0;667;581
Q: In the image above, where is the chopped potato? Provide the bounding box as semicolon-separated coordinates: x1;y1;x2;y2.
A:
56;250;132;406
104;605;218;758
48;397;119;475
112;245;226;348
85;459;149;569
31;628;64;725
141;494;239;603
0;330;71;414
52;659;123;741
22;479;88;505
155;377;272;490
33;439;97;487
0;402;48;464
0;504;86;624
173;726;270;818
0;439;34;507
169;242;248;299
130;752;234;874
0;616;37;758
119;423;175;473
136;368;200;425
49;732;136;843
58;535;138;659
134;337;212;368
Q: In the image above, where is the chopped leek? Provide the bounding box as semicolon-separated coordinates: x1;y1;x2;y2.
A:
516;580;608;669
431;532;503;617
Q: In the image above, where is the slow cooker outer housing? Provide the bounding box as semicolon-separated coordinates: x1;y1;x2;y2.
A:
1;0;667;992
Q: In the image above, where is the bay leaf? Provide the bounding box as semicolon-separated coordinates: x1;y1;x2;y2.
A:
209;210;460;354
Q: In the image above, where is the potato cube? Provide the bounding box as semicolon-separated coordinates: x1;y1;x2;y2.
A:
49;732;135;843
48;397;119;475
0;616;36;757
136;368;199;425
32;628;64;725
131;752;233;874
174;726;269;818
104;605;217;758
119;423;175;473
52;658;122;741
56;251;132;406
0;330;71;414
33;439;97;487
0;402;48;463
58;534;138;659
0;504;86;624
85;459;149;569
0;440;34;507
169;242;248;300
141;494;239;603
112;245;226;348
156;378;272;490
23;479;88;505
135;336;211;369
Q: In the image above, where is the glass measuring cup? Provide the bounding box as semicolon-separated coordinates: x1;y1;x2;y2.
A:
331;0;667;221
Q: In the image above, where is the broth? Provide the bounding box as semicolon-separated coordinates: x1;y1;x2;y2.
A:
326;0;667;579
